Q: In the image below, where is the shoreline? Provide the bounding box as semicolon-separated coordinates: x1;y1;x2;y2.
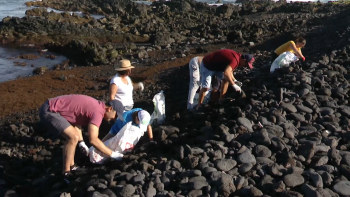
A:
0;43;222;118
0;1;350;196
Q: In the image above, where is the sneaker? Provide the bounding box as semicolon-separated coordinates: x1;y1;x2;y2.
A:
70;164;79;171
63;171;74;184
70;164;88;176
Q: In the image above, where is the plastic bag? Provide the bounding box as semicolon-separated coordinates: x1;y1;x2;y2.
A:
150;91;166;125
89;122;144;164
270;51;299;73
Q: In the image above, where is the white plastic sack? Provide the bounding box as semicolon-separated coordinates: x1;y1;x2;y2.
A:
150;91;166;125
193;90;212;106
89;122;144;164
270;51;299;73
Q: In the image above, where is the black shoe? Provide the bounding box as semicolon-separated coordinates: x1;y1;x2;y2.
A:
70;164;79;171
63;171;74;184
70;164;88;176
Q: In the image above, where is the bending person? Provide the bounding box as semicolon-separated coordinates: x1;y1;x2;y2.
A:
196;49;254;109
271;37;306;61
187;56;222;110
102;100;153;143
109;60;144;113
39;95;122;184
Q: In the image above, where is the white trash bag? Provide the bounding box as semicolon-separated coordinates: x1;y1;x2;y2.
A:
270;51;299;73
89;122;144;164
150;91;166;125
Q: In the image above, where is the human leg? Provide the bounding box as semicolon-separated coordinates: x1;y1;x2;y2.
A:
197;63;213;107
220;79;229;100
187;57;200;109
213;71;228;100
39;101;78;173
61;126;80;173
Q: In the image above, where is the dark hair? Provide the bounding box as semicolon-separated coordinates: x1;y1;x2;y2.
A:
117;70;129;76
295;37;306;44
132;110;140;122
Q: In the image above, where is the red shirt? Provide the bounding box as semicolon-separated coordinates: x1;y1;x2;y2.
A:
203;49;241;71
49;95;105;127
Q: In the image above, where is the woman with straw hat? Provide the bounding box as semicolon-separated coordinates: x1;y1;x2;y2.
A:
109;60;144;114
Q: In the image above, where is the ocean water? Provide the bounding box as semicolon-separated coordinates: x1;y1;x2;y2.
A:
134;0;333;5
0;0;103;83
0;0;336;83
0;44;67;83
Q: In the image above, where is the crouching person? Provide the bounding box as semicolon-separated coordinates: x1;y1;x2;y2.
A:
39;94;123;184
187;56;222;110
196;49;255;110
102;100;153;143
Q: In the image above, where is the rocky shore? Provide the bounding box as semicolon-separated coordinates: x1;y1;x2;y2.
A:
1;0;350;197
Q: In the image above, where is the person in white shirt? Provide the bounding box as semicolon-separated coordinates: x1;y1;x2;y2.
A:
109;60;144;113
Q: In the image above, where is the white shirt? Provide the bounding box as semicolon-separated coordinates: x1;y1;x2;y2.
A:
110;74;134;106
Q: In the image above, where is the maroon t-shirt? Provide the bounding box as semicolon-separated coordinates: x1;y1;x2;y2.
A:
203;49;241;71
49;95;106;127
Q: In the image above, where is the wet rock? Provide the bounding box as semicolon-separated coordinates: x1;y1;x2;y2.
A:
116;184;135;197
237;150;256;164
301;183;321;197
182;180;208;190
239;163;253;174
302;171;323;188
280;102;297;113
237;117;253;132
283;173;305;187
241;186;263;196
333;181;350;196
33;66;48;75
215;159;237;172
254;145;272;157
281;190;303;197
259;174;274;193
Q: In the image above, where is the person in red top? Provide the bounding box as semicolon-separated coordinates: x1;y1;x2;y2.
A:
196;49;255;109
39;94;122;183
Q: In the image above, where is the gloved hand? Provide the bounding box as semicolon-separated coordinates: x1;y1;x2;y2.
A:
232;84;242;92
234;79;243;87
78;141;89;156
138;82;144;91
302;57;305;61
111;151;124;160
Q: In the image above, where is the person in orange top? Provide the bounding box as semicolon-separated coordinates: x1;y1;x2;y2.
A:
272;37;306;61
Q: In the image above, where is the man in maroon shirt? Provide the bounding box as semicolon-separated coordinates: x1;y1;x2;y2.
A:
39;94;122;183
197;49;255;109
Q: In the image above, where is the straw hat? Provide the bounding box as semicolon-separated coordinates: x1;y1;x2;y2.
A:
114;60;135;71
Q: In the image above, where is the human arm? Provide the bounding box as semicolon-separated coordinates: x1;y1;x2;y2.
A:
224;65;241;92
109;83;118;102
290;42;304;59
88;123;113;156
133;82;144;91
223;65;236;86
147;125;153;141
